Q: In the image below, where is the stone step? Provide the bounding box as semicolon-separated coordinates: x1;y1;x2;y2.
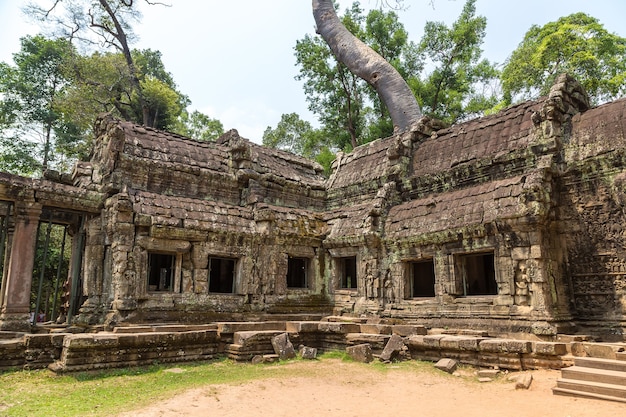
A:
574;356;626;373
617;351;626;361
561;366;626;386
555;378;626;399
552;387;626;403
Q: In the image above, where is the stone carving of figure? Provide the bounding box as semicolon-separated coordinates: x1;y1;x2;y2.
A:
122;255;136;299
365;263;375;299
384;270;395;304
514;261;530;306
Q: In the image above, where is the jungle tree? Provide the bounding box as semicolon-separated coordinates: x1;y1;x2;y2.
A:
312;0;422;133
501;12;626;104
0;35;79;175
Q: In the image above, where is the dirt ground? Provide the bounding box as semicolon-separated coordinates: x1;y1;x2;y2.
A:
117;360;624;417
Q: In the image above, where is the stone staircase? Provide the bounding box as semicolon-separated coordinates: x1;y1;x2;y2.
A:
553;355;626;403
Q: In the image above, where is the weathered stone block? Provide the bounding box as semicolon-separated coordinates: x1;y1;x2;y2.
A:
346;343;373;363
514;373;533;389
434;358;457;374
360;324;392;335
271;333;296;360
299;345;317;360
392;325;427;336
422;334;446;348
534;342;567;356
458;337;484;351
477;369;500;378
479;339;531;354
379;334;406;362
233;330;284;346
318;322;361;334
574;342;622;359
440;336;464;351
511;247;529;260
285;321;319;333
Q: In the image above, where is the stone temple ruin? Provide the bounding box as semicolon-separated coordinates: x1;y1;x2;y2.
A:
0;75;625;394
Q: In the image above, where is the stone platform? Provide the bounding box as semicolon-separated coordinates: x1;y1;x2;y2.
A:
2;318;621;374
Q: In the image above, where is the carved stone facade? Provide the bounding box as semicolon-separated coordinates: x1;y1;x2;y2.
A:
0;74;625;340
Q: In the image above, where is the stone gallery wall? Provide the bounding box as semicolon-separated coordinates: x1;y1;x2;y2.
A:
558;98;626;337
0;75;624;339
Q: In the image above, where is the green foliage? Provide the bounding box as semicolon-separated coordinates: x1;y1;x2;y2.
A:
0;35;81;175
294;0;498;160
413;0;499;123
263;113;319;157
501;12;626;104
295;2;418;150
30;223;69;323
262;113;336;175
173;110;224;141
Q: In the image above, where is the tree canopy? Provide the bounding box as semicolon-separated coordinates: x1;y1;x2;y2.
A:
0;2;223;176
501;12;626;104
411;0;499;123
0;35;78;175
296;2;421;153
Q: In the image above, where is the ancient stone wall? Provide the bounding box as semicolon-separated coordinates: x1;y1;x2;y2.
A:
1;76;625;339
558;98;626;339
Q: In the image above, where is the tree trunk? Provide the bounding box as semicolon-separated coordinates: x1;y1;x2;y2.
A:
98;0;150;126
312;0;421;133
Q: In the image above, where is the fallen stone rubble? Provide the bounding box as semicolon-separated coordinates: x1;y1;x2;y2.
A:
1;319;625;374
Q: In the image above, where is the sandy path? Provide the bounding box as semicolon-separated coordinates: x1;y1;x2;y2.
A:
118;360;625;417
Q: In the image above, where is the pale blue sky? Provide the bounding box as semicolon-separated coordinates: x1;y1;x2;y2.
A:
1;0;625;142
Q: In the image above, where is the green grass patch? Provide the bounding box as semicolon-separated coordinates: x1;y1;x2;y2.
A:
0;358;303;417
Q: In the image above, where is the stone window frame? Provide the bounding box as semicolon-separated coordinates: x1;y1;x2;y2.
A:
146;251;180;293
336;255;358;291
453;250;498;297
286;256;310;290
138;236;190;296
208;256;238;294
404;258;436;299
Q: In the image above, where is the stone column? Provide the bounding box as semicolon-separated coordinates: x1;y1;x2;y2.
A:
0;201;42;331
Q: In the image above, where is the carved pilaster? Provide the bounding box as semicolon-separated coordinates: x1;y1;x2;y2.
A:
0;201;42;331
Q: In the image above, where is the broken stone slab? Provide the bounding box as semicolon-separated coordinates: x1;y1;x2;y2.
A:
346;343;373;363
478;377;492;383
513;373;533;390
434;358;458;374
251;354;279;364
271;333;296;360
477;369;500;378
379;334;406;362
299;345;318;360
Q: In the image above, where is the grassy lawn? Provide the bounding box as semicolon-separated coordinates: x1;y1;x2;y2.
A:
0;358;297;417
0;352;444;417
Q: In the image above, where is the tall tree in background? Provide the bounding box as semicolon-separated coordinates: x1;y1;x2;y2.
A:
312;0;422;134
297;3;420;151
296;3;368;150
412;0;499;123
62;49;188;134
0;35;79;175
501;12;626;104
28;0;152;126
174;110;224;142
262;113;324;158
